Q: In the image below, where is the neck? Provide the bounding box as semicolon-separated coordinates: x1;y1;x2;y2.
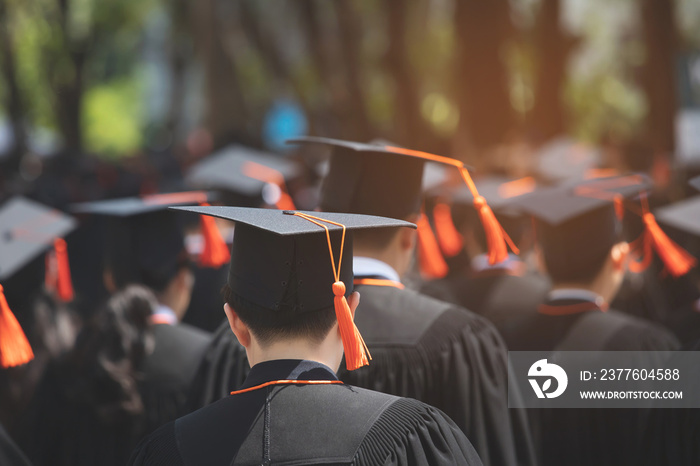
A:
247;333;343;373
353;247;404;278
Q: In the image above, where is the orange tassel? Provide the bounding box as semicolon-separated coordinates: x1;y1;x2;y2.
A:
458;168;513;265
333;281;370;371
276;192;296;211
614;195;625;221
433;202;463;257
642;213;696;278
0;285;34;368
54;239;74;302
416;213;449;279
199;203;231;268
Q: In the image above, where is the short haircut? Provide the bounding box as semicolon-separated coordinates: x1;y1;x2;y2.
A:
222;283;338;347
351;227;401;251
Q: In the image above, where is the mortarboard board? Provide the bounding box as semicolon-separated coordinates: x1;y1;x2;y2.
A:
535;137;603;185
0;196;76;368
185;145;300;209
656;196;700;239
71;191;228;291
171;205;415;370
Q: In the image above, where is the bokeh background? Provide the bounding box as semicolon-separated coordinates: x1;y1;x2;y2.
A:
1;0;700;201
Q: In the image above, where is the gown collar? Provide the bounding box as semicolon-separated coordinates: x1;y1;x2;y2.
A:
240;359;338;390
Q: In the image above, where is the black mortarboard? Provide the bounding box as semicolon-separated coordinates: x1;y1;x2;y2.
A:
185;145;300;208
450;176;537;217
656;196;700;238
535;137;602;185
171;205;415;370
287;136;437;219
71;192;213;292
514;175;652;276
0;197;76;281
0;196;75;368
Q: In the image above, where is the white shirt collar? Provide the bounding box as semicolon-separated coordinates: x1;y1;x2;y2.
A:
471;253;521;273
548;289;606;307
352;256;401;282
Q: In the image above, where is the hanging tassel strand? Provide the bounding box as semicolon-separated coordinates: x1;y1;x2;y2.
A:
198;203;231;268
0;285;34;368
416;213;449;279
433;202;463;258
291;212;371;371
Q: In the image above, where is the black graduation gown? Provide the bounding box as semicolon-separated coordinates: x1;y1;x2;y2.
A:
664;300;700;349
420;266;550;348
509;296;680;466
0;424;31;466
185;319;250;411
18;322;211;466
140;322;212;432
338;281;536;466
181;264;229;333
642;339;700;466
129;359;482;466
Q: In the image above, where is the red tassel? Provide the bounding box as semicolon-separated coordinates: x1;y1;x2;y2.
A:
333;281;370;371
473;196;510;265
614;195;625;221
642;213;696;278
416;213;449;279
0;285;34;368
433;202;463;257
54;239;74;302
199;203;231;268
276;192;296;211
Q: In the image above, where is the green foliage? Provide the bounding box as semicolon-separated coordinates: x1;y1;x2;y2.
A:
82;77;144;157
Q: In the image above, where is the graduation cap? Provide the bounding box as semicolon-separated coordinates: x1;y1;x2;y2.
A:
185;145;300;209
0;196;76;368
171;205;415;370
535;137;603;185
287;136;515;276
71;191;229;292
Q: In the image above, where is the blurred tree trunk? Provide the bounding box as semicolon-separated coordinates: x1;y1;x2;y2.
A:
453;0;513;160
165;0;191;137
0;2;27;171
531;0;576;144
193;0;249;147
335;1;372;141
381;0;428;148
640;0;678;155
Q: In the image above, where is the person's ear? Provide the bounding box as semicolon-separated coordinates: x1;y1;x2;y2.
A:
224;303;251;348
347;291;361;320
611;242;629;271
401;213;420;251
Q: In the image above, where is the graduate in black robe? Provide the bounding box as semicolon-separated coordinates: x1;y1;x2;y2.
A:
130;206;481;465
0;424;31;466
286;137;536;466
507;177;681;466
420;177;550;346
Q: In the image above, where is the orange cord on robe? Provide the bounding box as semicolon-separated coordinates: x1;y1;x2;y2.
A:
0;285;34;368
198;202;231;268
291;212;370;371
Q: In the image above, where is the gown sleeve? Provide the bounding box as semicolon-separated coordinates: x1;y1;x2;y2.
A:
354;398;483;466
0;424;31;466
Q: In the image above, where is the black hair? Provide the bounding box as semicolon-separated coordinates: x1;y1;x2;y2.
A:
222;283;337;347
63;285;156;424
352;226;402;251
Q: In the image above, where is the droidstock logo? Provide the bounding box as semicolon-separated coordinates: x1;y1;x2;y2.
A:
528;359;568;399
